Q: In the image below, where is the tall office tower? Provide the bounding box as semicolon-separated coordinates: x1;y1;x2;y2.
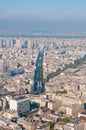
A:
15;39;21;48
9;39;14;48
0;39;3;48
27;39;31;49
5;38;10;48
1;39;6;48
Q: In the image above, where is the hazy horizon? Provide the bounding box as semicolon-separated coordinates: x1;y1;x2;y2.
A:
0;0;86;33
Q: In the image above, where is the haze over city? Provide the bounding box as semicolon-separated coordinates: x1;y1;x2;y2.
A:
0;0;86;33
0;1;86;130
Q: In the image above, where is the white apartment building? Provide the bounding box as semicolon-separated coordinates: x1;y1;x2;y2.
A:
9;96;30;113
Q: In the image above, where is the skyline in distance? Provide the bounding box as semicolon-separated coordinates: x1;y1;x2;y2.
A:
0;0;86;33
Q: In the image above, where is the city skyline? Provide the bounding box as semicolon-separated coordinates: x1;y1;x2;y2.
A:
0;1;86;129
0;0;86;33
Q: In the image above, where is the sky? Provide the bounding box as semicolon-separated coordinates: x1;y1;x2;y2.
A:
0;0;86;33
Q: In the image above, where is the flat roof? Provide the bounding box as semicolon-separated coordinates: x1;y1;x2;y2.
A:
13;96;28;101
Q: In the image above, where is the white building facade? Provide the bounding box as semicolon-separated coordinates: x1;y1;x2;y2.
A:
9;96;30;113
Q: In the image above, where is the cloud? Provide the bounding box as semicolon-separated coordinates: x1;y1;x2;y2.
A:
68;8;79;14
65;8;86;21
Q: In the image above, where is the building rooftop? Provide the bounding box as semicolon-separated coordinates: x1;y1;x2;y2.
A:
13;96;28;101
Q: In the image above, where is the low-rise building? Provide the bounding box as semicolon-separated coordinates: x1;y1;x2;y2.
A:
48;100;62;112
64;121;84;130
66;104;84;117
